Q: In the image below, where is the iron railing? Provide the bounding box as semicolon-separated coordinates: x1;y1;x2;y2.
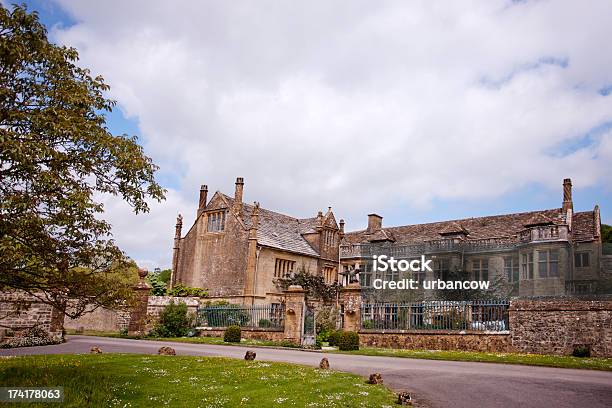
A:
361;300;509;332
196;304;285;329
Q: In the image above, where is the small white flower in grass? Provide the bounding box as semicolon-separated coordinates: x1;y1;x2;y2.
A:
275;397;288;404
359;391;369;396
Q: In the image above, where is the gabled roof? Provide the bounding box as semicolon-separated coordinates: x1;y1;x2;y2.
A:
572;211;598;242
222;194;321;257
438;222;469;236
344;208;588;245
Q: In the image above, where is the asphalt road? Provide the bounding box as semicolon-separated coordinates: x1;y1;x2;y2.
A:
1;335;612;408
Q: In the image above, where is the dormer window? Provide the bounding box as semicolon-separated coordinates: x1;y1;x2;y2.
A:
207;210;227;232
324;229;336;246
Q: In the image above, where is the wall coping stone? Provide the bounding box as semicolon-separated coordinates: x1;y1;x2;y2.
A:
510;299;612;312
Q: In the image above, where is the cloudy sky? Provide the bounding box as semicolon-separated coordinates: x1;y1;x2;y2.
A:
17;0;612;269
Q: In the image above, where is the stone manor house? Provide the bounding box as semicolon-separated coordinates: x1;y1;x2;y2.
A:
171;178;606;303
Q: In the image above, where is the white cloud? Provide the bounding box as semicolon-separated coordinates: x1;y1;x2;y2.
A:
49;0;612;267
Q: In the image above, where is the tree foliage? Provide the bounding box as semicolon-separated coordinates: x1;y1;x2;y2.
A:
0;5;165;317
157;269;171;284
278;269;339;304
602;224;612;244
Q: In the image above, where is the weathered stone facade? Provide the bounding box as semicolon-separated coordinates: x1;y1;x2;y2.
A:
171;177;341;305
341;179;605;299
0;291;64;344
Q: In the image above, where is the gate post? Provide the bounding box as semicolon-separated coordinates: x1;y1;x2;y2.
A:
128;268;151;337
340;282;362;332
283;285;306;345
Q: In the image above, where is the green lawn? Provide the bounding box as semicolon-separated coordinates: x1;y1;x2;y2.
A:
0;354;397;407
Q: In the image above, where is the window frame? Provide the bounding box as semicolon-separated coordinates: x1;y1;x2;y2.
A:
574;252;590;268
206;210;227;232
472;258;489;281
504;256;519;282
537;249;560;278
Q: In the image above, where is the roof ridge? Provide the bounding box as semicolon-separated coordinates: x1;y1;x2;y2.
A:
345;208;563;235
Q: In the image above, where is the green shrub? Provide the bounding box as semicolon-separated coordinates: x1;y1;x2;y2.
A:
362;319;374;329
147;273;167;296
224;325;241;343
258;318;272;328
328;330;342;347
338;331;359;351
168;284;208;298
151;301;192;337
572;345;591;358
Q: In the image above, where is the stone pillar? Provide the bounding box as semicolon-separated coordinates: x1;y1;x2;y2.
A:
128;268;151;337
340;283;362;332
243;202;260;303
283;285;306;345
170;214;183;289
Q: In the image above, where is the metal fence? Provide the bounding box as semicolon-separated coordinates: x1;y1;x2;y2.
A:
196;304;285;329
361;300;509;332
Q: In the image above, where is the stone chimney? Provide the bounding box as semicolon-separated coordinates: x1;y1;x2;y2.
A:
197;185;208;217
339;219;345;239
562;178;573;213
367;214;383;234
234;177;244;212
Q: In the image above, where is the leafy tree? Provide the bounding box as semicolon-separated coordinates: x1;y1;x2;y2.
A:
0;5;165;318
157;269;171;284
602;224;612;243
146;273;167;296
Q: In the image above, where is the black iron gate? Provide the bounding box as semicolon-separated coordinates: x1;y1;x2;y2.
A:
302;304;315;346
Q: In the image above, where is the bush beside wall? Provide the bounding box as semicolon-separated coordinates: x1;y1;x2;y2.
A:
224;325;241;343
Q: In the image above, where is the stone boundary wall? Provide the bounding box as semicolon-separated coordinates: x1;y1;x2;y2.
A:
197;327;286;342
146;296;201;321
359;331;512;353
65;296;203;334
64;307;131;333
510;299;612;357
0;291;64;342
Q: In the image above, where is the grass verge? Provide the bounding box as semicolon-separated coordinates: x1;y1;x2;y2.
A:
0;354;397;407
330;347;612;371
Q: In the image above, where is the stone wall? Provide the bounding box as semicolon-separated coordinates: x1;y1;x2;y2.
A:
510;299;612;357
359;331;512;352
197;327;286;342
146;296;201;320
65;296;203;335
64;307;130;333
0;291;64;343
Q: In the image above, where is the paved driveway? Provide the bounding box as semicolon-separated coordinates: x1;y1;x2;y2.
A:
2;335;612;408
